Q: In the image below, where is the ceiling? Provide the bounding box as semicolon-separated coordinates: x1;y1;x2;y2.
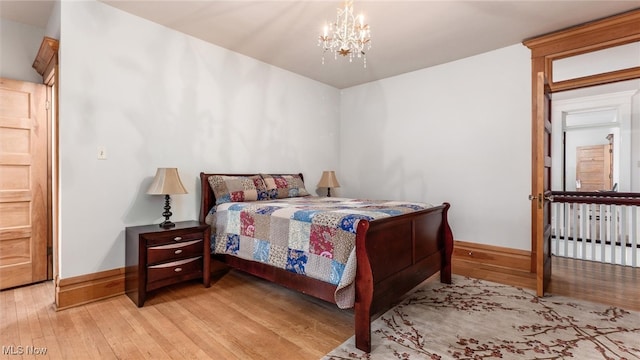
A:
2;1;640;89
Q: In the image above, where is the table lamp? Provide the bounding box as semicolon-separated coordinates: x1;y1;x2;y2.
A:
317;170;340;197
147;168;188;228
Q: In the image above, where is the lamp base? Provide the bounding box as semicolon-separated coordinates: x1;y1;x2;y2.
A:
159;220;176;229
159;194;175;229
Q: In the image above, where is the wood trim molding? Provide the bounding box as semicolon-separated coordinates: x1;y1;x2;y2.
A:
452;240;531;273
55;242;527;310
523;9;640;93
54;262;231;310
523;10;640;58
32;36;60;284
32;37;59;84
550;67;640;92
56;268;125;311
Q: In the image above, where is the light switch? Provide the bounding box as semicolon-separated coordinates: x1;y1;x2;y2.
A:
97;146;107;160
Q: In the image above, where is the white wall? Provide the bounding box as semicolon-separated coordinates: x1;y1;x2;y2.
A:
339;44;532;250
58;1;340;278
2;0;536;277
44;0;60;39
553;42;640;82
0;19;44;83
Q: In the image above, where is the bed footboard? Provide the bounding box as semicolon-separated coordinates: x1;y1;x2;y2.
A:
354;202;453;352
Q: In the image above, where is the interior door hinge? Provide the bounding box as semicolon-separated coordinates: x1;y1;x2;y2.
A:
47;246;53;256
45;101;50;110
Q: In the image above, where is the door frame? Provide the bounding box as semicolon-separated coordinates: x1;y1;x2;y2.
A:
32;37;59;282
524;9;640;295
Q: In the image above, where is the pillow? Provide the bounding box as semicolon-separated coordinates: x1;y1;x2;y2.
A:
208;175;269;205
261;174;310;199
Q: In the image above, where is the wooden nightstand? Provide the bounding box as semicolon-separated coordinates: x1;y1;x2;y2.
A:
125;221;211;307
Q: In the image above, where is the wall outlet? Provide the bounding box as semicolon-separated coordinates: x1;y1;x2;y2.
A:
97;146;107;160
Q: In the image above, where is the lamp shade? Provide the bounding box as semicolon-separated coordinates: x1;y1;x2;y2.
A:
317;170;340;188
147;168;188;195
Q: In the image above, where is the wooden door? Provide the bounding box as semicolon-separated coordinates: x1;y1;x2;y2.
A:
532;72;552;297
576;144;612;192
0;78;48;289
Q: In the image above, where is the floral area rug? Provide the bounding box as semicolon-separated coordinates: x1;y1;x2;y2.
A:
323;276;640;360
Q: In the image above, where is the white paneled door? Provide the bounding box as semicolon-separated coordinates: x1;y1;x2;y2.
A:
0;78;48;290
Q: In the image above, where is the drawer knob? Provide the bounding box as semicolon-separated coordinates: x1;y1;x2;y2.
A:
174;249;183;255
174;267;182;272
174;236;182;241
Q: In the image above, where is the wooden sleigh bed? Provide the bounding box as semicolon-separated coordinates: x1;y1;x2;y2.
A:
199;172;453;353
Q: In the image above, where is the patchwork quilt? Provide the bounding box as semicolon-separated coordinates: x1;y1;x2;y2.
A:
206;197;432;308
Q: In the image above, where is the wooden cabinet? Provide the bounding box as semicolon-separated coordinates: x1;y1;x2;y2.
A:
125;221;210;307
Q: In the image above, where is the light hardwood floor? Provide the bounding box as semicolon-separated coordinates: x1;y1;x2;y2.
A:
454;256;640;311
1;270;352;360
1;257;638;359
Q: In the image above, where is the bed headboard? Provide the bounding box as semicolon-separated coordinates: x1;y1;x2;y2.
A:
198;172;305;223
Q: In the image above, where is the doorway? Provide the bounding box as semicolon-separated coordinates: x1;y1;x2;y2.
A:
552;82;638;194
524;9;640;296
0;37;59;292
32;36;59;297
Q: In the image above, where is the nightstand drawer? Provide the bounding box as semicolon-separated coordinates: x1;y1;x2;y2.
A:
147;256;202;284
143;231;204;246
147;239;203;265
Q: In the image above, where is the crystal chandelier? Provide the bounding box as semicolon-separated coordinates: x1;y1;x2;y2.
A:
318;0;371;67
